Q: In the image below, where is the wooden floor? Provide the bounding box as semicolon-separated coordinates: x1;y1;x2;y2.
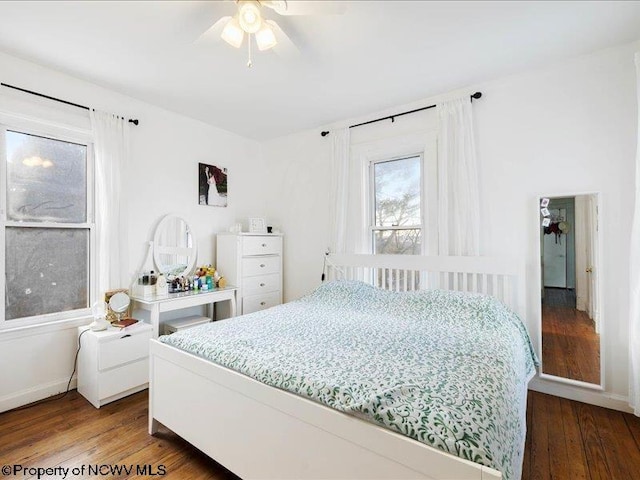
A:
542;289;600;384
1;390;640;479
0;391;239;480
522;391;640;480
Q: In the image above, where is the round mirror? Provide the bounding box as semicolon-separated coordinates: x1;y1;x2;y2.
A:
109;292;130;314
153;215;197;277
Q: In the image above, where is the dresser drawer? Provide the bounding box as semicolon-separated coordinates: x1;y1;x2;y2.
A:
98;329;152;371
243;292;281;314
99;359;148;399
242;255;280;277
242;236;282;256
243;273;280;296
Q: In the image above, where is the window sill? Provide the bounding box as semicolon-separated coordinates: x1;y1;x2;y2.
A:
0;315;92;341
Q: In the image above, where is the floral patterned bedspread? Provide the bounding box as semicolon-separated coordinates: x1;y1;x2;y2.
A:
160;280;538;480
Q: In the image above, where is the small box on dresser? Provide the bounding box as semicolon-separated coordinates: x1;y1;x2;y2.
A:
77;323;152;408
217;233;283;316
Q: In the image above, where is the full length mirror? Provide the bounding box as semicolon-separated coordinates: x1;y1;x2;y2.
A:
539;194;601;386
153;215;197;277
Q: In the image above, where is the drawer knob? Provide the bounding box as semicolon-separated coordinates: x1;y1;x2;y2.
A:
260;264;265;268
260;301;266;306
260;283;265;287
261;243;267;247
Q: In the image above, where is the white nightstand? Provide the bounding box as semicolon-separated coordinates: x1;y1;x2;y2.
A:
77;323;152;408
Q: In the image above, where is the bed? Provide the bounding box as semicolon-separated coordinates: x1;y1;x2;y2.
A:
148;254;536;480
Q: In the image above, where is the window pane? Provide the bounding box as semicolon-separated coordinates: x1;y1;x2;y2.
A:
374;229;422;255
374;156;421;227
6;131;87;223
5;227;89;320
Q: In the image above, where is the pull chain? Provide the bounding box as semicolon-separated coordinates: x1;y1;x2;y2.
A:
247;33;253;68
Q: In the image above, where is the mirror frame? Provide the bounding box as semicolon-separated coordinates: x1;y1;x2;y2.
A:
534;192;604;390
153;214;198;278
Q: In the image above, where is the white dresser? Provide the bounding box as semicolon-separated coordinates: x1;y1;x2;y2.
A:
217;233;283;316
77;323;153;408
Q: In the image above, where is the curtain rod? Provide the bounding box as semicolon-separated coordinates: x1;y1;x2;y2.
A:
320;91;482;137
0;83;139;125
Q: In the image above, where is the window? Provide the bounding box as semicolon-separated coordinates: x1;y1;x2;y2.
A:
1;127;93;326
370;155;423;255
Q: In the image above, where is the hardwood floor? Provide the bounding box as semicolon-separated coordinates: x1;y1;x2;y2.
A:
542;302;600;384
522;391;640;480
1;390;639;479
0;391;239;480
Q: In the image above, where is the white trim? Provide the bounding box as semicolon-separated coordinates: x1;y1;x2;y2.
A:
0;111;91;143
0;314;90;341
528;377;632;413
0;376;77;414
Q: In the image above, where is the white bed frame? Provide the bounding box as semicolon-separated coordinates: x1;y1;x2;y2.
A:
149;254;526;480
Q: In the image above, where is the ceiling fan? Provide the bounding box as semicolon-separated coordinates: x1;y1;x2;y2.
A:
200;0;346;67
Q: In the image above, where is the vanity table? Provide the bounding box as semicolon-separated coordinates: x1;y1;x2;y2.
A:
131;287;237;338
131;214;238;338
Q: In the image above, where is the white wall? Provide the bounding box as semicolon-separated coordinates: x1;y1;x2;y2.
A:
262;41;638;410
0;51;267;411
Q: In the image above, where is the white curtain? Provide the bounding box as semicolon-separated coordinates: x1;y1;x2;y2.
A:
629;52;640;416
329;127;351;254
436;96;480;255
90;110;130;294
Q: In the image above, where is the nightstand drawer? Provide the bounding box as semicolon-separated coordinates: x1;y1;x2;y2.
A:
98;329;152;371
243;291;281;314
243;273;280;296
242;256;280;277
99;359;148;399
242;236;282;256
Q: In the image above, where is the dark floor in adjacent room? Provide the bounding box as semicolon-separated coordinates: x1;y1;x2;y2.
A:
1;390;640;479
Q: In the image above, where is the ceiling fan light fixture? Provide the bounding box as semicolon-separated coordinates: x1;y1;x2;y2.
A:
255;23;277;51
221;15;245;48
238;1;263;34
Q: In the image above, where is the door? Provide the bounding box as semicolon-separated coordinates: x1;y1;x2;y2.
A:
543;208;567;288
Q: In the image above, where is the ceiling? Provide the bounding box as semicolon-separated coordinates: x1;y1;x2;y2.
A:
0;1;638;140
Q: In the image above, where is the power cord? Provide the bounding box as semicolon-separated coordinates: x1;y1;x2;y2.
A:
321;250;330;281
5;327;89;412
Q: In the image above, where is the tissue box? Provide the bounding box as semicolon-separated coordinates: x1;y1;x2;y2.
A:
132;284;155;298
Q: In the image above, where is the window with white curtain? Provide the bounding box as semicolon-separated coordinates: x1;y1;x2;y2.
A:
0;124;94;327
369;154;423;255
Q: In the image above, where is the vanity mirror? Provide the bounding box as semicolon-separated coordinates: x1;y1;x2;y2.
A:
153;215;197;278
538;193;602;387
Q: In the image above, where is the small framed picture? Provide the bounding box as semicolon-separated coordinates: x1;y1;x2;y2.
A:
540;207;550;217
249;217;267;233
542;218;551;227
540;198;550;208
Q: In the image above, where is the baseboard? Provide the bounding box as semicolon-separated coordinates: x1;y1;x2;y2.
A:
0;376;77;414
529;377;633;413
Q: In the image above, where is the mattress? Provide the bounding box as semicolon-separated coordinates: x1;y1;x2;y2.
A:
160;280;538;480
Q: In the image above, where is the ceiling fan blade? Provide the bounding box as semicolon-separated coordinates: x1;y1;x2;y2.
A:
194;16;231;44
262;1;347;16
266;20;300;58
